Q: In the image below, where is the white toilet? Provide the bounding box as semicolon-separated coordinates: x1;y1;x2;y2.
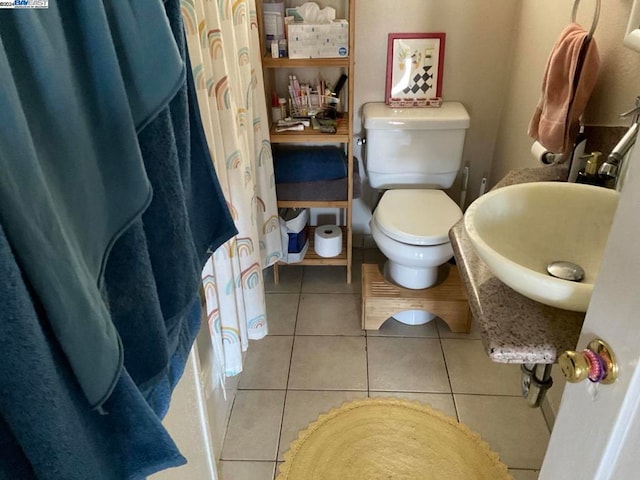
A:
363;102;470;325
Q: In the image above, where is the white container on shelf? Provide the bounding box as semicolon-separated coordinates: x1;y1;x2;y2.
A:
263;1;285;43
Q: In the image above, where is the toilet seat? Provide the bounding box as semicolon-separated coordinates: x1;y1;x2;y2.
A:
374;190;462;246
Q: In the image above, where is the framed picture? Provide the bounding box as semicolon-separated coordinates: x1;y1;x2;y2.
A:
385;33;445;107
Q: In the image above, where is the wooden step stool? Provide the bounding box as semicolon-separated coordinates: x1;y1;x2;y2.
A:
361;263;472;332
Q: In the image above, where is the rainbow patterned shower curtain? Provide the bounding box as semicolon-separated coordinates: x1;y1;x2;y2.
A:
182;0;282;383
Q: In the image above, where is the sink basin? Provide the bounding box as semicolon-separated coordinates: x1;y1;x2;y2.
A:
464;182;619;312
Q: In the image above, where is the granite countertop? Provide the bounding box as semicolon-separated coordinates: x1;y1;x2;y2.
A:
449;166;585;364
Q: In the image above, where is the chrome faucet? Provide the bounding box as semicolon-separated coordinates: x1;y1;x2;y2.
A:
598;96;640;184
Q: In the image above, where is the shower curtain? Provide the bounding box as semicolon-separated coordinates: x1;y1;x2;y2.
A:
181;0;282;384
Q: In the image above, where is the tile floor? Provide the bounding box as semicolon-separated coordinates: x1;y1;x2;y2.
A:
218;250;550;480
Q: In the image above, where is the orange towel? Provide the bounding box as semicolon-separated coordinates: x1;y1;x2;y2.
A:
528;23;600;154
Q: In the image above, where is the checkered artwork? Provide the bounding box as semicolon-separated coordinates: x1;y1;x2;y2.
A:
402;65;434;95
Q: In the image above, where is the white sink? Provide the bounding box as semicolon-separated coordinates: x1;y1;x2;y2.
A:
464;182;619;312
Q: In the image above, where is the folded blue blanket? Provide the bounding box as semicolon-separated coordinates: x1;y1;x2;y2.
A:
0;0;184;408
273;146;348;183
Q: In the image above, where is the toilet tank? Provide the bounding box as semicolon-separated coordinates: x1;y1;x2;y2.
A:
363;102;470;189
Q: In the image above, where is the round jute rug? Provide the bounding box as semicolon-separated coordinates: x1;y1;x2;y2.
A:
277;397;512;480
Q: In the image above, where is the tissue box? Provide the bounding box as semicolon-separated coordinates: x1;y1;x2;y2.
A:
286;20;349;59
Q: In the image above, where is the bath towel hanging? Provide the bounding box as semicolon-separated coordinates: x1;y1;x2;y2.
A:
528;1;600;154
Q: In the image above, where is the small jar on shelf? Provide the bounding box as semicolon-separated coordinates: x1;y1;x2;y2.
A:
278;97;287;119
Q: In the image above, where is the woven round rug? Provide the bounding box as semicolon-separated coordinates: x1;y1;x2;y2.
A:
277;397;512;480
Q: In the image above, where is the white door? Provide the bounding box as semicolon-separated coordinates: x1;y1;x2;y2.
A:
540;141;640;479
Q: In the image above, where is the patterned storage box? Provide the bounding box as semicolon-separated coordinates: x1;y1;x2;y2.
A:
286;20;349;59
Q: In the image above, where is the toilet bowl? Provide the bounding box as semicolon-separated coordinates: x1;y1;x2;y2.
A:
371;189;462;290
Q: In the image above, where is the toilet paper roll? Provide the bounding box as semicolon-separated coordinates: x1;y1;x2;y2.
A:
314;225;343;258
531;141;563;165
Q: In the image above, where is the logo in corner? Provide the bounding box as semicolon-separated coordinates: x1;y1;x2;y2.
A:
0;0;48;8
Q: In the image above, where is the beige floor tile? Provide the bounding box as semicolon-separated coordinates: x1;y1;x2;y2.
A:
367;337;450;393
301;263;362;294
288;336;367;390
238;337;293;390
437;316;483;339
295;293;363;336
265;293;299;335
264;266;303;293
510;469;540;480
442;339;522;396
366;317;439;338
218;461;275;480
369;391;458;419
220;390;286;461
455;395;550;470
278;390;368;461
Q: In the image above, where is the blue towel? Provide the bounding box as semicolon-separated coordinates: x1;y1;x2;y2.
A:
141;298;203;419
0;0;184;408
273;146;348;183
104;0;237;415
0;222;185;480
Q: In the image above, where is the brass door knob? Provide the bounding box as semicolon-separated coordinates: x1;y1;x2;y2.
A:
559;350;590;383
559;339;618;384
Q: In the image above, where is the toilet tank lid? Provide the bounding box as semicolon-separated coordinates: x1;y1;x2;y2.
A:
363;102;470;130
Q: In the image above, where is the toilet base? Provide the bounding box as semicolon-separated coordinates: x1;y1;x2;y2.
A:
392;310;436;325
386;261;439;290
362;263;472;333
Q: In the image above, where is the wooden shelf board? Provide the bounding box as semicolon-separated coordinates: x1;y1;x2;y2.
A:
270;118;349;143
262;56;349;68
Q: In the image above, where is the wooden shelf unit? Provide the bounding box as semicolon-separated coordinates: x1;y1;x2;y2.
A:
256;0;356;284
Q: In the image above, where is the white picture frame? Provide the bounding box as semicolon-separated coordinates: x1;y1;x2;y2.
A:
624;0;640;52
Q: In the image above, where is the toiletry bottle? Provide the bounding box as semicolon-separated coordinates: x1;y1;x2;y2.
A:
278;38;288;58
567;126;587;182
271;93;282;123
576;151;602;186
278;97;287;119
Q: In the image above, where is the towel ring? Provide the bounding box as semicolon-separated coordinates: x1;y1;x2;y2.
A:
571;0;601;39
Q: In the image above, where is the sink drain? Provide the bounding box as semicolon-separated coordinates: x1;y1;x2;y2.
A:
546;261;585;282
